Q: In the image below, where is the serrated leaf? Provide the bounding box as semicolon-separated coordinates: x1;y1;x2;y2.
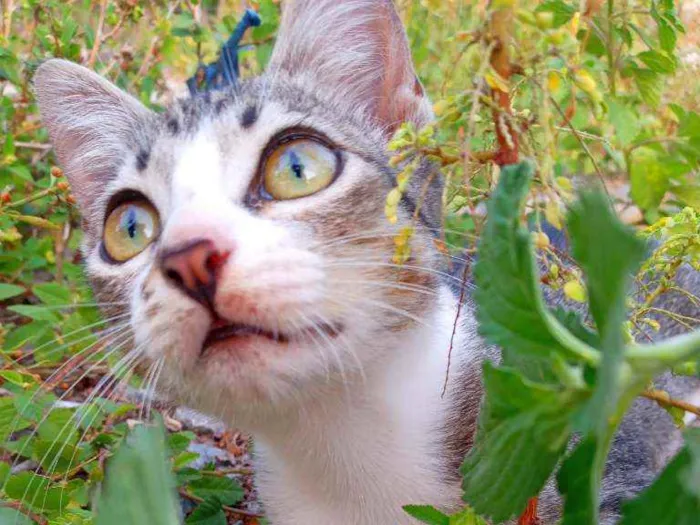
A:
637;50;676;74
631;68;663;108
188;476;244;506
620;429;700;524
568;191;646;437
0;284;24;301
185;498;227;525
534;0;576;27
607;99;640;146
95;424;179;525
473;162;591;368
460;364;577;522
403;505;449;525
4;472;68;512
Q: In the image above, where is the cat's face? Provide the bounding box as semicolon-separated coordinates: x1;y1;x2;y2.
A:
35;0;442;422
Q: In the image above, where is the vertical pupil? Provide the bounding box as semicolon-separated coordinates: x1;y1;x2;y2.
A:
288;151;304;179
125;208;137;239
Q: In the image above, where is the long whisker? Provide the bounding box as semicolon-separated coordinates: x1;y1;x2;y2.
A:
50;346;146;512
3;323;131;475
5;329;133;487
10;312;131;362
18;337;140;516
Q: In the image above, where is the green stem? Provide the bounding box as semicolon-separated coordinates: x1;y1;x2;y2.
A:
626;329;700;368
545;310;602;366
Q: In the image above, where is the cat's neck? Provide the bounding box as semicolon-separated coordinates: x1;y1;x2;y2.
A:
248;285;481;524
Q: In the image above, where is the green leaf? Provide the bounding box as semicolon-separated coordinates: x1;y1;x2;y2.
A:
449;507;489;525
7;305;60;322
535;0;577;27
403;505;449;525
188;476;244;506
0;506;32;525
620;429;700;524
630;68;663;107
557;438;598;525
607;99;640;146
0;284;24;301
185;498;227;525
637;50;677;74
95;424;180;525
473;162;598;379
673;185;700;209
33;283;72;306
630;148;671;211
3;321;52;352
460;364;576;522
4;472;68;512
567;191;646;436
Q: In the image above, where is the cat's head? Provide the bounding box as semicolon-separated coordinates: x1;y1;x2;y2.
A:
34;0;443;423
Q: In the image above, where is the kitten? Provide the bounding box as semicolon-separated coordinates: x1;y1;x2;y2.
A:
33;1;699;524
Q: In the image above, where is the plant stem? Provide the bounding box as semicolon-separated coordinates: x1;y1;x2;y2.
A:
642;389;700;418
626;329;700;368
607;0;616;96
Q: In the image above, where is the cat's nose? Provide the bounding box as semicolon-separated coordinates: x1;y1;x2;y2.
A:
159;239;230;308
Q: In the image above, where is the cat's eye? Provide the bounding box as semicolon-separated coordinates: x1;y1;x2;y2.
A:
262;139;339;200
103;200;160;262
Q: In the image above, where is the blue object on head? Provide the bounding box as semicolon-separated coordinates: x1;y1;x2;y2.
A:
187;9;262;96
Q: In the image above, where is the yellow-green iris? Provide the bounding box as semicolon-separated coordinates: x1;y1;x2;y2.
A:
103;201;159;262
263;139;338;200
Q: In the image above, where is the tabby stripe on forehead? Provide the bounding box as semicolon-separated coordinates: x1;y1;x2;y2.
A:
136;149;150;171
241;105;258;129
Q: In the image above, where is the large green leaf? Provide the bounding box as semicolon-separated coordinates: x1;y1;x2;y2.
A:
188;476;244;506
567;191;645;436
620;429;700;524
461;365;577;522
557;438;598;525
95;424;180;525
472;162;594;372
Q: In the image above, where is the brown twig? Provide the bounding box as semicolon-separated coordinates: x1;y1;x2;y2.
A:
87;0;108;68
642;389;700;418
487;1;518;166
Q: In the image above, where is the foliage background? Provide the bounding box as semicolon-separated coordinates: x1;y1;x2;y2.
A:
0;0;699;523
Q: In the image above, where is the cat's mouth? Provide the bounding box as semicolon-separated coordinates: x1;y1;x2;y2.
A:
202;317;342;356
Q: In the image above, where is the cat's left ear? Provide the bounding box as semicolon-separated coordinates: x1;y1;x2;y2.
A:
34;59;154;214
267;0;432;136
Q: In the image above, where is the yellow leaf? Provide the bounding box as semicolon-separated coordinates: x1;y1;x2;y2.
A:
485;71;509;93
547;71;561;94
532;231;550;250
555;177;573;191
545;201;563;230
564;280;587;303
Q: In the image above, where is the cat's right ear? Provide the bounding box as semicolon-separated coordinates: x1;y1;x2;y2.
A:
34;59;153;211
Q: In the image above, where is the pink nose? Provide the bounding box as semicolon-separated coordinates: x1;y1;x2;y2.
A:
159;239;230;308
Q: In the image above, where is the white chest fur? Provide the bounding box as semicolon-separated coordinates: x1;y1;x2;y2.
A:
249;286;478;524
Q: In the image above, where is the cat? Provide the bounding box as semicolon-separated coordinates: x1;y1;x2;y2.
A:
33;1;700;524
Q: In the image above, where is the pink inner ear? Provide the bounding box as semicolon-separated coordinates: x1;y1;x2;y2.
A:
266;0;432;136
